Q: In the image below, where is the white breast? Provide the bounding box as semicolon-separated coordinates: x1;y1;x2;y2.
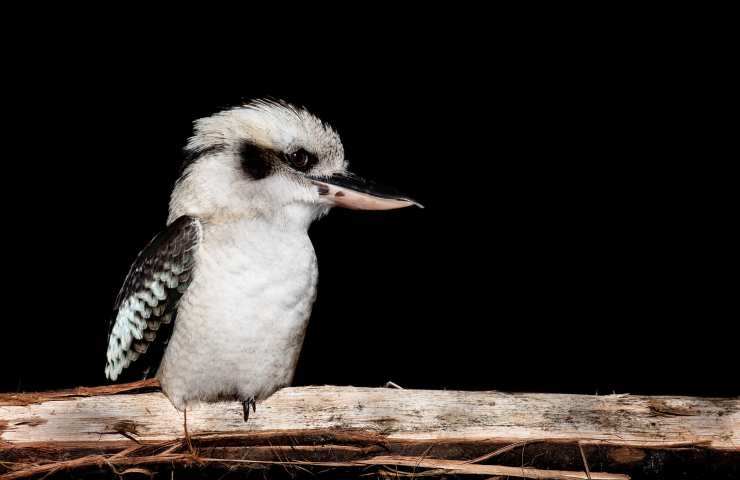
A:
156;218;318;410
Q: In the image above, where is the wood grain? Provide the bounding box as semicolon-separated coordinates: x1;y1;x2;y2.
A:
0;385;737;478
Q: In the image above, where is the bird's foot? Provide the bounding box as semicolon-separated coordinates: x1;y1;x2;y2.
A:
242;396;257;422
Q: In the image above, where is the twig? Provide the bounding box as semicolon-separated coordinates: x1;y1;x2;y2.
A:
578;441;592;480
465;441;529;464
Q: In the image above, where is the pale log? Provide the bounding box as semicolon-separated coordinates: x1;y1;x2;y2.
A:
1;382;737;478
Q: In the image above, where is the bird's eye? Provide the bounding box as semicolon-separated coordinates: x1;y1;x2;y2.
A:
286;149;316;171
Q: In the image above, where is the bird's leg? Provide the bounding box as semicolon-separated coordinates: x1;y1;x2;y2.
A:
242;396;257;422
183;407;195;455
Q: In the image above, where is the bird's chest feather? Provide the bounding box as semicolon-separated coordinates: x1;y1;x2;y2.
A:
158;220;318;408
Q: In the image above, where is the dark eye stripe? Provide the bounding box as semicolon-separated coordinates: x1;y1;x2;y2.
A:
239;141;277;180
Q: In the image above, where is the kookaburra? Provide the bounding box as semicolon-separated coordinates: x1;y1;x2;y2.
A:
105;99;420;420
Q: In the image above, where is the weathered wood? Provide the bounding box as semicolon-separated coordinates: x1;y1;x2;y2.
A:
0;383;737;479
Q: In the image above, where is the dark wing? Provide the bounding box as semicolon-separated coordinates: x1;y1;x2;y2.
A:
105;215;201;382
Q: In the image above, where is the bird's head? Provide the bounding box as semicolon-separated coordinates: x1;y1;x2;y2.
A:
169;99;420;226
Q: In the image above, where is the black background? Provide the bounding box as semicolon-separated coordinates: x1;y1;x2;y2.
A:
1;26;735;398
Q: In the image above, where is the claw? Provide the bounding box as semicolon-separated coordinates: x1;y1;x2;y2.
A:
242;396;256;422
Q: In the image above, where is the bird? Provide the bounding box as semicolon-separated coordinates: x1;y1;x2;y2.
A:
104;99;420;423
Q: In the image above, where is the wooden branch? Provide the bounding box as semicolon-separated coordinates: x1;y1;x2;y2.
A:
1;383;737;479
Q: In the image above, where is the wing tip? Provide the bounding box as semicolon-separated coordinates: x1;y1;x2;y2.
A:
105;363;119;382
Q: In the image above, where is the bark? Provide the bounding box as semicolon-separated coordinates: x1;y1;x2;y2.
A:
1;382;737;479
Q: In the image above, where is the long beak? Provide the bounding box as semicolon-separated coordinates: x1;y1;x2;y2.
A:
307;173;423;210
